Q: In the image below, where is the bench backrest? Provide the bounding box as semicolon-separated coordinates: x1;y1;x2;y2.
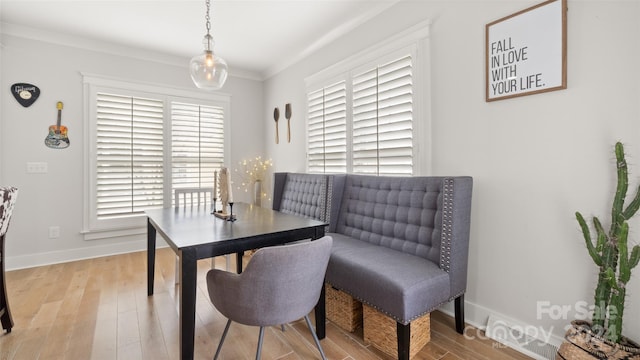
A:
272;172;473;296
331;175;472;272
272;173;329;222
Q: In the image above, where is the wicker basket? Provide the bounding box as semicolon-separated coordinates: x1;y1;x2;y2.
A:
325;284;363;332
363;304;431;359
556;320;640;360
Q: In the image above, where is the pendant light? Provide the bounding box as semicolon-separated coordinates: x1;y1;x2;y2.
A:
190;0;228;90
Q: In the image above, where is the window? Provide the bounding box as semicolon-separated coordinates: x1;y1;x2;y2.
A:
307;81;347;173
83;74;230;239
305;22;429;176
171;102;225;205
352;55;413;175
96;93;164;219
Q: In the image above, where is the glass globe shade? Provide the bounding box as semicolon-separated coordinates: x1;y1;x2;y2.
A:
190;50;228;90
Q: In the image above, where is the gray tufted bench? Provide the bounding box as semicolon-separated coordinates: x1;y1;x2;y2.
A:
272;172;329;222
325;174;473;360
271;173;473;359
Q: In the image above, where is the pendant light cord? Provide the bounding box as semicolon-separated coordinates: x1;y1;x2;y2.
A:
205;0;211;35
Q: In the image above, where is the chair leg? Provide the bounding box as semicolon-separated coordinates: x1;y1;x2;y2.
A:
304;315;327;360
0;284;13;333
256;327;265;360
214;319;232;360
396;322;410;360
455;294;465;334
1;235;13;333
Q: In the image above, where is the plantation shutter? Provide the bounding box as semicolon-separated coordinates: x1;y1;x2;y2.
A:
171;102;225;199
352;55;413;175
96;93;164;219
307;89;325;173
307;81;347;173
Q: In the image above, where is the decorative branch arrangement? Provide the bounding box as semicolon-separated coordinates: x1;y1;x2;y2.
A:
234;156;273;204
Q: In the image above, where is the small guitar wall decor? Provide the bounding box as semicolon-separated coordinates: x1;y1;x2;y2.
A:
11;83;40;107
44;101;70;149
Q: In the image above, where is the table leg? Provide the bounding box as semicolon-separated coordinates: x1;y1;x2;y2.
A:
315;283;326;339
179;248;198;360
236;251;244;274
147;219;156;296
313;227;326;339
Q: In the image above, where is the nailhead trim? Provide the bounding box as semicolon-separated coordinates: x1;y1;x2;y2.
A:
440;178;454;272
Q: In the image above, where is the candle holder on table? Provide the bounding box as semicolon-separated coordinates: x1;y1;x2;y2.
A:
227;202;236;222
211;197;218;214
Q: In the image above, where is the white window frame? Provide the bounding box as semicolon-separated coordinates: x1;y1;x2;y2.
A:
82;73;231;240
304;20;431;176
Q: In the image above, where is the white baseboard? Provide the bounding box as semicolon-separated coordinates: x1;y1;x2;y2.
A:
5;236;169;271
439;299;564;359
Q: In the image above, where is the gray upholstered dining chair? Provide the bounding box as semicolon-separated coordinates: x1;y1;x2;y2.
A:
0;187;18;333
206;236;332;360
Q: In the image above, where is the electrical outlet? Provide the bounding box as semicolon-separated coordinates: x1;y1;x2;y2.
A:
48;226;60;239
26;162;48;173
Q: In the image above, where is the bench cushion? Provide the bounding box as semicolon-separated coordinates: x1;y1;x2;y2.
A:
325;232;450;324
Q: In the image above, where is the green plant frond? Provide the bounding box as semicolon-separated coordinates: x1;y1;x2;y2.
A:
576;212;602;265
618;221;629;252
581;141;640;343
594;217;607;243
618;222;631;283
629;245;640;269
620;265;632;284
576;212;590;236
594;216;605;234
594;217;610;253
617;211;627;225
623;185;640;219
596;227;608;253
612;142;628;221
611;142;628;239
604;267;618;288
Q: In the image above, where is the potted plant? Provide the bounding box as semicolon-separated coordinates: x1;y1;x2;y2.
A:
557;142;640;359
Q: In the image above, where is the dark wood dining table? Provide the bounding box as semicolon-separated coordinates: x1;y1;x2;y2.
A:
145;203;327;360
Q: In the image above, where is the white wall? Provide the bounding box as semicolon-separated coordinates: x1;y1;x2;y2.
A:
2;0;640;349
0;33;264;268
263;0;640;345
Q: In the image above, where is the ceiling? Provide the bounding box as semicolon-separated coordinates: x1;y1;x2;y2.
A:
0;0;399;79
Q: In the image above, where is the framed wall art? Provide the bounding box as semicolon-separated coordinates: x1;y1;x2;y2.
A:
486;0;567;102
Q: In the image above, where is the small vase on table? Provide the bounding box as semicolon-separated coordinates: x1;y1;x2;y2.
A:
253;180;262;207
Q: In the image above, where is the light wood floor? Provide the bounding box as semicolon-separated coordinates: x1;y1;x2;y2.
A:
0;248;532;360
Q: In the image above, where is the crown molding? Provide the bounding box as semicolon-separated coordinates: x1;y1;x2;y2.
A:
262;0;401;80
0;21;262;81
